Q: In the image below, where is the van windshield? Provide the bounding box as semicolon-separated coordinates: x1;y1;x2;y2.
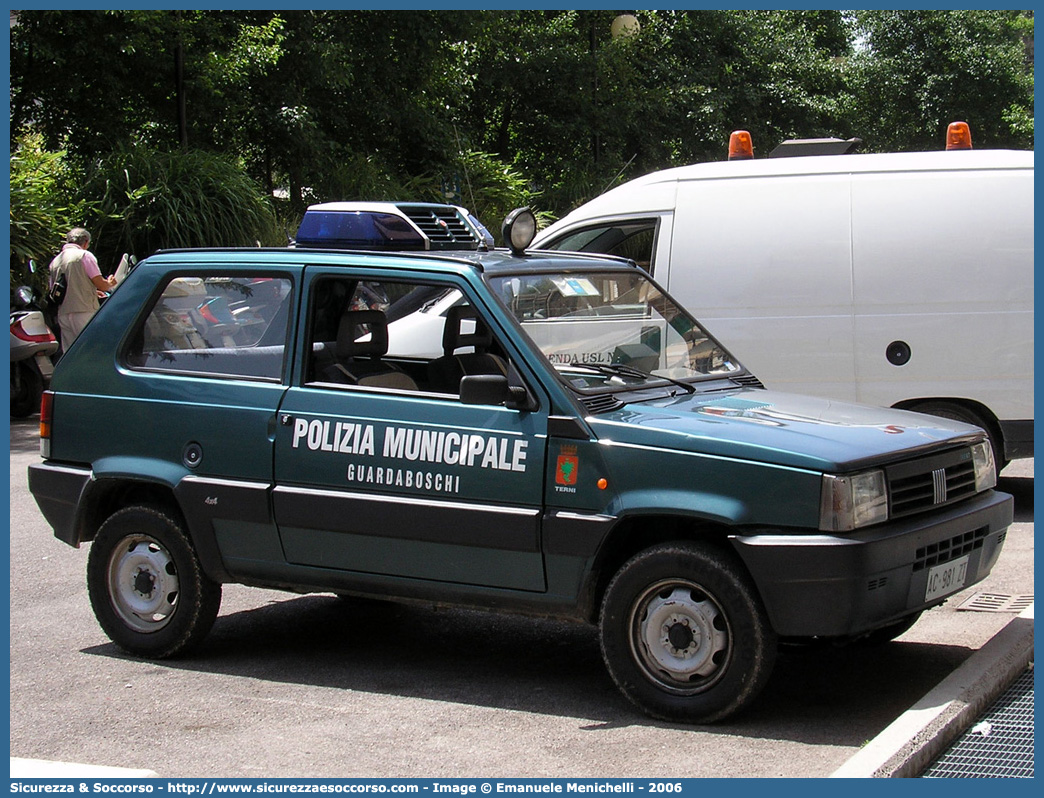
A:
487;270;740;393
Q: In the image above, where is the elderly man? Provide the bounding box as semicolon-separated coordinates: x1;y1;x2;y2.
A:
48;228;117;352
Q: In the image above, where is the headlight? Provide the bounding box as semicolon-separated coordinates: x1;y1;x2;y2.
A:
970;441;997;492
820;470;889;532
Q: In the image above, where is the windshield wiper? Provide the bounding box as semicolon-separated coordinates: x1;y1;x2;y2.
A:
574;363;697;395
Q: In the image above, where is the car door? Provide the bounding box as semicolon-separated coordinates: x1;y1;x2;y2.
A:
272;265;549;592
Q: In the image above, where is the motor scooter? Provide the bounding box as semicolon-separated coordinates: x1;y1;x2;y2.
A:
11;283;59;417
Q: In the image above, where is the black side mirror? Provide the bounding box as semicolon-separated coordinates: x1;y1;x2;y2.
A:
460;374;531;410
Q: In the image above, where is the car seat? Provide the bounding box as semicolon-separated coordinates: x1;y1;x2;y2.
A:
320;309;418;390
427;305;507;393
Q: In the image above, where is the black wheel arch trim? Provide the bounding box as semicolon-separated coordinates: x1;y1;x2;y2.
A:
546;507;746;623
28;461;256;584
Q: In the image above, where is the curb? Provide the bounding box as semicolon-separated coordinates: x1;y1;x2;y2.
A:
9;758;159;779
830;603;1035;778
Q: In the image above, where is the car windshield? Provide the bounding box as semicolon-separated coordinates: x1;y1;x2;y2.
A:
487;269;740;393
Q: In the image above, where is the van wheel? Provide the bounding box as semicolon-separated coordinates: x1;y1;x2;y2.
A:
912;401;1005;471
87;506;221;659
599;543;776;724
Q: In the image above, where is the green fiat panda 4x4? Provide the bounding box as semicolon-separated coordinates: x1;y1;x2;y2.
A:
29;204;1012;723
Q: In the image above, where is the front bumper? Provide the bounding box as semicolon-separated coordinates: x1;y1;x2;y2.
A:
730;489;1013;638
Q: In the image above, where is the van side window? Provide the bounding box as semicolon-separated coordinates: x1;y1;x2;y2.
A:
306;277;512;397
124;275;293;380
543;220;657;274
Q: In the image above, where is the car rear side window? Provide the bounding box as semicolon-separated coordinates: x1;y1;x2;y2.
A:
124;275;294;381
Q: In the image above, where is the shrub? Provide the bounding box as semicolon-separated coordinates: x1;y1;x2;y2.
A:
85;146;280;268
446;149;552;243
9;132;88;291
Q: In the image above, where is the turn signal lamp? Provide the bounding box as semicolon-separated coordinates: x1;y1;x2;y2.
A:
728;130;754;160
946;121;973;150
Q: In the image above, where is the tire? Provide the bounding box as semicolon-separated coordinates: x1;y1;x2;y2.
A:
912;401;1005;472
10;362;42;418
87;506;221;659
599;543;777;724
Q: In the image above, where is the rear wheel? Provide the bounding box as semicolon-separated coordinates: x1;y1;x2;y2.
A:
599;543;776;724
87;506;221;658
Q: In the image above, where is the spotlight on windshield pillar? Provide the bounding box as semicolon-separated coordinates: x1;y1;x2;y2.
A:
502;207;537;256
729;130;754;160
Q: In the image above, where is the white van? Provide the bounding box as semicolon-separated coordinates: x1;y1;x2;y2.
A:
533;141;1033;466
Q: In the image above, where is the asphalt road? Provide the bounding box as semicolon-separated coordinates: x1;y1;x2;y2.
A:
8;416;1034;778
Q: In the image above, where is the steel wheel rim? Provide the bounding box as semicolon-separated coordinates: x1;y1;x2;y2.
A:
628;578;731;694
107;534;180;633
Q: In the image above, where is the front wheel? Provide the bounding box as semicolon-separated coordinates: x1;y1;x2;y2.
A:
87;506;221;658
599;543;776;723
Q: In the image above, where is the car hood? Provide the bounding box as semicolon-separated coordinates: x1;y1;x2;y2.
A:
586;388;982;472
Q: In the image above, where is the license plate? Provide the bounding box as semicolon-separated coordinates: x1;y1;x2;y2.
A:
924;554;970;602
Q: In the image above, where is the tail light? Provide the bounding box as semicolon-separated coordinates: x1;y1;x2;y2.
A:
39;390;54;458
946;121;973;150
11;319;57;344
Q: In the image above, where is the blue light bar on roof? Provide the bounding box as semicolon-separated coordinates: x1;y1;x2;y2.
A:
294;202;486;251
295;211;426;250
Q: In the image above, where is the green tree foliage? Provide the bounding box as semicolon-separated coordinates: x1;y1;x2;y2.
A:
11;11;222;156
9;8;1034;266
849;10;1034;151
452;10;855;210
8;133;90;290
201;11;477;214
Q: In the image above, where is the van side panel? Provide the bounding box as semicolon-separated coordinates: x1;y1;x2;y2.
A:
669;175;858;399
851;167;1034;420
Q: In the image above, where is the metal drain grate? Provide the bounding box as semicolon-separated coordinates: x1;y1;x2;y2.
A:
957;593;1034;613
921;666;1034;778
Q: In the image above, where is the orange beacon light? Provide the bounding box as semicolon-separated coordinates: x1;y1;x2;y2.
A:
728;130;754;160
946;121;973;150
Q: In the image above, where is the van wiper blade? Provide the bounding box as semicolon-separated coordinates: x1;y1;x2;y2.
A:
576;363;697;395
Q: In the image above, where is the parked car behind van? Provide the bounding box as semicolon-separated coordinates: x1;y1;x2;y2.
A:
533;129;1033;468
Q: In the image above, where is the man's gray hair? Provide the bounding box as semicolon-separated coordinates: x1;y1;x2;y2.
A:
66;228;91;245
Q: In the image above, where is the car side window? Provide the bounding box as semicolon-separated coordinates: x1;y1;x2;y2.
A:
544;220;657;274
124;275;294;380
305;276;512;397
